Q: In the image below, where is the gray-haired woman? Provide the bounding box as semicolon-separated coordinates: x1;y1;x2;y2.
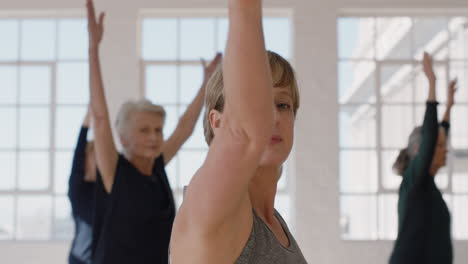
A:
85;0;221;263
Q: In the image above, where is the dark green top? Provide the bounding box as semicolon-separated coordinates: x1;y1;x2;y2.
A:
389;102;452;264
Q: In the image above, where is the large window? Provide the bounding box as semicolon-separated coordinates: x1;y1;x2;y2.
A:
0;17;88;241
338;15;468;240
140;11;294;224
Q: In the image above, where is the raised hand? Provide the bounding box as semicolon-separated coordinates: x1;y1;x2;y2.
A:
447;79;458;108
86;0;105;49
201;53;223;85
422;52;436;83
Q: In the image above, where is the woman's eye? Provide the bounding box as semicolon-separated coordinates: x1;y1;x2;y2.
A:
277;103;291;110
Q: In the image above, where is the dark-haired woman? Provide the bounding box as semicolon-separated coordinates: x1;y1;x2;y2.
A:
389;52;457;264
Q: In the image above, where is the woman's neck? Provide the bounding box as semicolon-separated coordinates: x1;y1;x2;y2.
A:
248;166;282;223
125;152;154;176
430;165;441;178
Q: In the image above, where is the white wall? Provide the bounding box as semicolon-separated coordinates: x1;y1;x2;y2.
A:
1;0;467;263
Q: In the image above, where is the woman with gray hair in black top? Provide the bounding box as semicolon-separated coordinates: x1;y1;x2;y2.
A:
85;0;221;263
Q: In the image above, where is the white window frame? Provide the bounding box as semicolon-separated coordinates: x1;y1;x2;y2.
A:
0;11;88;242
338;10;468;241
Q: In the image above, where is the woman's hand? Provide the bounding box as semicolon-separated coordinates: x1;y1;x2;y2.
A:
447;78;458;108
422;52;437;101
422;52;436;84
87;0;105;50
201;53;223;86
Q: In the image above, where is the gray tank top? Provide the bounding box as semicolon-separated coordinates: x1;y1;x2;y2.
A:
235;209;308;264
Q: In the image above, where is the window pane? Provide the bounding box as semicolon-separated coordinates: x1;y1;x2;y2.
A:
340;150;378;193
178;150;207;189
264;18;291;59
216;18;228;52
56;62;89;104
278;159;289;191
380;64;413;103
146;65;177;104
449;61;468;103
339;61;376;104
0;196;14;240
216;17;291;56
180;18;215;60
19;107;50;149
412;17;448;60
53;196;73;240
0;66;17;104
381;105;414;148
275;194;291;226
17;195;52;240
452;106;468;149
20;20;56;61
378;195;398;240
162;105;178;140
0;152;16;190
449;17;468;60
340;195;377;240
55;106;87;149
164;155;177;188
142;19;177;60
453;152;468;193
19;66;51;104
0;107;16;149
339;105;376;148
55;151;73;194
175;194;183;211
381;150;402;190
179;105;206;149
453;195;468;239
443;194;452;212
0;20;19;61
182;117;206;149
58;19;88;60
434;167;449;190
18;152;49;190
180;65;203;104
338;17;374;59
376;17;412;60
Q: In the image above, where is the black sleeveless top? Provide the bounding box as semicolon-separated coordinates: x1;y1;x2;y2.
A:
91;154;175;264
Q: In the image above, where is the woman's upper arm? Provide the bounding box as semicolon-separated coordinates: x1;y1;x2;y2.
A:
92;115;119;193
408;102;439;187
179;128;260;234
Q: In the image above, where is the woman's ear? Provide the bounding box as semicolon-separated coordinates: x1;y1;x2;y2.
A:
209;109;222;131
120;134;129;148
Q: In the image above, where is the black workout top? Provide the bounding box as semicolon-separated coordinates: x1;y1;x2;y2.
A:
68;126;94;264
390;102;452;264
91;154;176;264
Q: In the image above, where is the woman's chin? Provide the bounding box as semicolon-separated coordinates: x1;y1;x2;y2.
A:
259;156;286;168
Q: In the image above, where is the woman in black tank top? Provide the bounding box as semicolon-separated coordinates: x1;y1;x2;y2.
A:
170;1;306;263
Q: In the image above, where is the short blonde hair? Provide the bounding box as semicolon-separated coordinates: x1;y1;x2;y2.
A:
203;51;300;145
115;99;166;137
